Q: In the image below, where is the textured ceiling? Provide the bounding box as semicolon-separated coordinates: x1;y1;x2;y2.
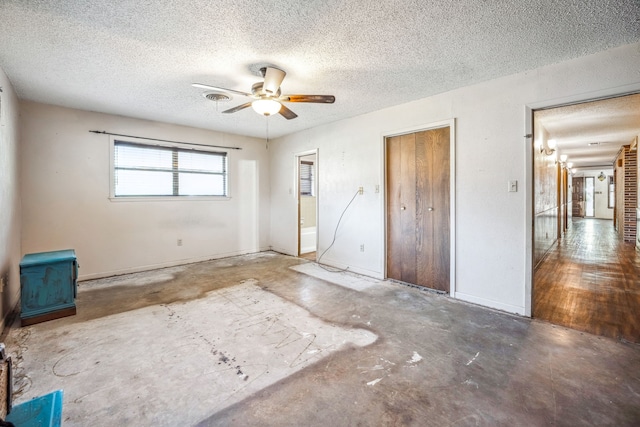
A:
536;93;640;170
1;1;639;139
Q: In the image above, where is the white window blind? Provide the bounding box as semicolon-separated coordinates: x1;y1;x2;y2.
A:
300;161;314;196
114;141;227;197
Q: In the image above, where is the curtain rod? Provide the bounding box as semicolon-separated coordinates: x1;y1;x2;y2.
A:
88;130;242;150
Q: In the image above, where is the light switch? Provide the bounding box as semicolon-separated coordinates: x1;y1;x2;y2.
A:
509;180;518;192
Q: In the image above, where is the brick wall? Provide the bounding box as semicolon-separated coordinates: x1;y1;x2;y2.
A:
623;147;637;243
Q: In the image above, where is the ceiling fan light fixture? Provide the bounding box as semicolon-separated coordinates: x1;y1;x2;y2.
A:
252;99;281;116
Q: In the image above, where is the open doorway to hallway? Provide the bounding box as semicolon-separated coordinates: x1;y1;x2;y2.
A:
532;93;640;343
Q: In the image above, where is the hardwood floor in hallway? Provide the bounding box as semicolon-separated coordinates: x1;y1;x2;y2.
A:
534;218;640;343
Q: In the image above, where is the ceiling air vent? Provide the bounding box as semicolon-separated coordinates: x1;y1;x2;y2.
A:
203;92;232;102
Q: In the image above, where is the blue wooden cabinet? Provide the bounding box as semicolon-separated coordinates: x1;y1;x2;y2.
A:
6;390;64;427
20;250;78;326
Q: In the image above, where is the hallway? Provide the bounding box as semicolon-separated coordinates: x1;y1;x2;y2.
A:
534;218;640;343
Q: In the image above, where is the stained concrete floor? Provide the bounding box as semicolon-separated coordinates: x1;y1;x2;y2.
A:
5;252;640;426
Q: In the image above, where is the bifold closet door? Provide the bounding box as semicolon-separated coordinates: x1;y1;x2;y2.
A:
386;127;450;292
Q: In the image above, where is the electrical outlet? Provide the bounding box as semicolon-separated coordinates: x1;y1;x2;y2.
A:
358;186;364;195
177;239;183;246
360;244;365;252
375;184;380;193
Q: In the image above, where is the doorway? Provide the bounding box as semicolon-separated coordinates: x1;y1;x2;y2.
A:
584;176;595;217
530;93;640;341
386;126;451;293
297;151;317;260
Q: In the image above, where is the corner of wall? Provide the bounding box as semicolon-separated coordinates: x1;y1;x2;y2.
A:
0;67;22;333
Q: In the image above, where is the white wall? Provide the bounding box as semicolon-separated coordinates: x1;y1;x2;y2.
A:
269;41;640;316
20;102;270;280
0;66;21;324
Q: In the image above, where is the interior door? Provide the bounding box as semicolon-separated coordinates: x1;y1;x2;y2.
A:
572;177;584;217
386;127;450;292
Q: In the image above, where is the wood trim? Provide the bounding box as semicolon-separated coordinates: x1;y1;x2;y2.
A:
21;306;76;326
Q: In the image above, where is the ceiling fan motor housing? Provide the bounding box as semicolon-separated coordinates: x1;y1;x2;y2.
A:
251;82;281;98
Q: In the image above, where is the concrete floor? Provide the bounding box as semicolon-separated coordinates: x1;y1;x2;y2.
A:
5;252;640;426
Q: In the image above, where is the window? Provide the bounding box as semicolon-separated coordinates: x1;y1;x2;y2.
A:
608;175;615;208
300;161;314;196
113;141;227;197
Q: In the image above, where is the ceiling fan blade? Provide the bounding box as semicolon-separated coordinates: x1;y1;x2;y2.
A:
222;102;253;114
278;104;298;120
192;83;252;97
263;67;286;96
282;95;335;103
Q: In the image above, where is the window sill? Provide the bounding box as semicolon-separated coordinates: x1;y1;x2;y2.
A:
109;196;231;202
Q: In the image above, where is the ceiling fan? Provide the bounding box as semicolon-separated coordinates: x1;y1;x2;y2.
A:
193;66;335;120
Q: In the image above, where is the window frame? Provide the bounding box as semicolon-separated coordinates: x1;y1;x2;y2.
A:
109;136;231;201
299;160;315;197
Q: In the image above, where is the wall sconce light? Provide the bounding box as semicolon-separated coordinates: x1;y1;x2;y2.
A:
556;153;570;168
598;171;606;181
540;139;557;156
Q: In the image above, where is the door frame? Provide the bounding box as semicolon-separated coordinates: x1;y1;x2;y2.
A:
525;83;640;317
295;149;319;258
381;119;456;296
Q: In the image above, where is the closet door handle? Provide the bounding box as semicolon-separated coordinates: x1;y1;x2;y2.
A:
400;206;406;211
428;207;434;212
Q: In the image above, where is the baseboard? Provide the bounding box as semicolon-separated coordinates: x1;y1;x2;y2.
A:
268;246;297;257
454;292;526;316
78;247;271;281
315;257;384;280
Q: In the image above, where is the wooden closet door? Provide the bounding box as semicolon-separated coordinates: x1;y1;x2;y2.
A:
386;127;450;293
416;128;450;291
386;134;417;284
